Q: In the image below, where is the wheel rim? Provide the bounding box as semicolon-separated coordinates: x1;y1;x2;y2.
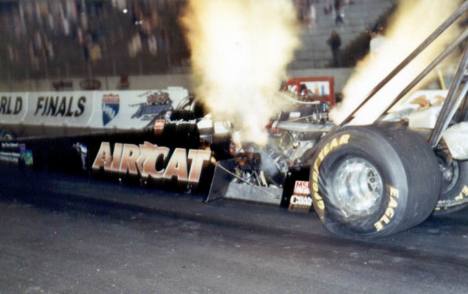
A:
440;160;459;194
330;157;383;219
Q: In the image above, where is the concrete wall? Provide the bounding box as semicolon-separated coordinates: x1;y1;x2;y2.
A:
0;73;193;93
0;68;353;93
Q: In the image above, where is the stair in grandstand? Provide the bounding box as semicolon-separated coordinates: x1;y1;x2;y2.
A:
290;0;395;69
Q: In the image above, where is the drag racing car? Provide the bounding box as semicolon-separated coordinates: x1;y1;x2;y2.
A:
0;3;466;240
206;1;467;239
260;2;468;238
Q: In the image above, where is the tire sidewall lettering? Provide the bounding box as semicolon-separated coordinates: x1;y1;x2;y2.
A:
312;134;351;218
374;186;400;232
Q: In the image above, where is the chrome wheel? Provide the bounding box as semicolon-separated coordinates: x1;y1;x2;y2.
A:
330;157;383;218
439;160;460;194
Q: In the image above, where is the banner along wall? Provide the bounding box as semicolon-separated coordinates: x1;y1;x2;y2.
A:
0;92;28;125
24;92;94;127
0;87;189;131
88;87;187;130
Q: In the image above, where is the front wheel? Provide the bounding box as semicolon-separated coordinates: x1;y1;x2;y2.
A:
310;125;441;238
434;159;468;215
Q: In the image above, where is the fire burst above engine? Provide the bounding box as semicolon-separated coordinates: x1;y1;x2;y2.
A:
181;0;300;144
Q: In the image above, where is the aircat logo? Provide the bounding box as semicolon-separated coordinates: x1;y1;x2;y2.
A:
92;142;211;184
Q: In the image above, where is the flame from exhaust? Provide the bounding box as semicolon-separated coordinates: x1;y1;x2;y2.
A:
331;0;462;125
181;0;300;144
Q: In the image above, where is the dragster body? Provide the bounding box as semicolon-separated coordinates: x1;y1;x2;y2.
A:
0;3;467;239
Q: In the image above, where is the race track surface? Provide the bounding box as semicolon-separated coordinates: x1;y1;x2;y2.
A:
1;182;468;294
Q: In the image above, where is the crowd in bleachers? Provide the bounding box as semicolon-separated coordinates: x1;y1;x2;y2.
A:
294;0;355;28
0;0;189;78
0;0;371;79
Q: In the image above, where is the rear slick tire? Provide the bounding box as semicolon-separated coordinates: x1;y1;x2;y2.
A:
310;125;441;239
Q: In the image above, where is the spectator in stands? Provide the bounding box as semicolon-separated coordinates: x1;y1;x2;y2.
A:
334;0;345;25
295;0;311;26
327;30;342;67
0;0;191;76
308;3;317;29
324;0;333;15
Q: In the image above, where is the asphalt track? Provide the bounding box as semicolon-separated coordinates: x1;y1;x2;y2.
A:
1;170;468;293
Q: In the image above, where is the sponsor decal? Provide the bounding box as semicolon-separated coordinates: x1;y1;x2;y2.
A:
34;96;86;117
293;180;310;196
289;181;312;212
374;186;399;232
92;142;211;185
80;79;102;90
0;96;23;115
289;195;313;211
311;134;351;218
52;80;73;91
131;91;172;121
102;94;120;126
0;142;33;166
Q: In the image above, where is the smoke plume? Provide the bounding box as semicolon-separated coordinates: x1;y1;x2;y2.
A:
181;0;300;144
331;0;462;125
